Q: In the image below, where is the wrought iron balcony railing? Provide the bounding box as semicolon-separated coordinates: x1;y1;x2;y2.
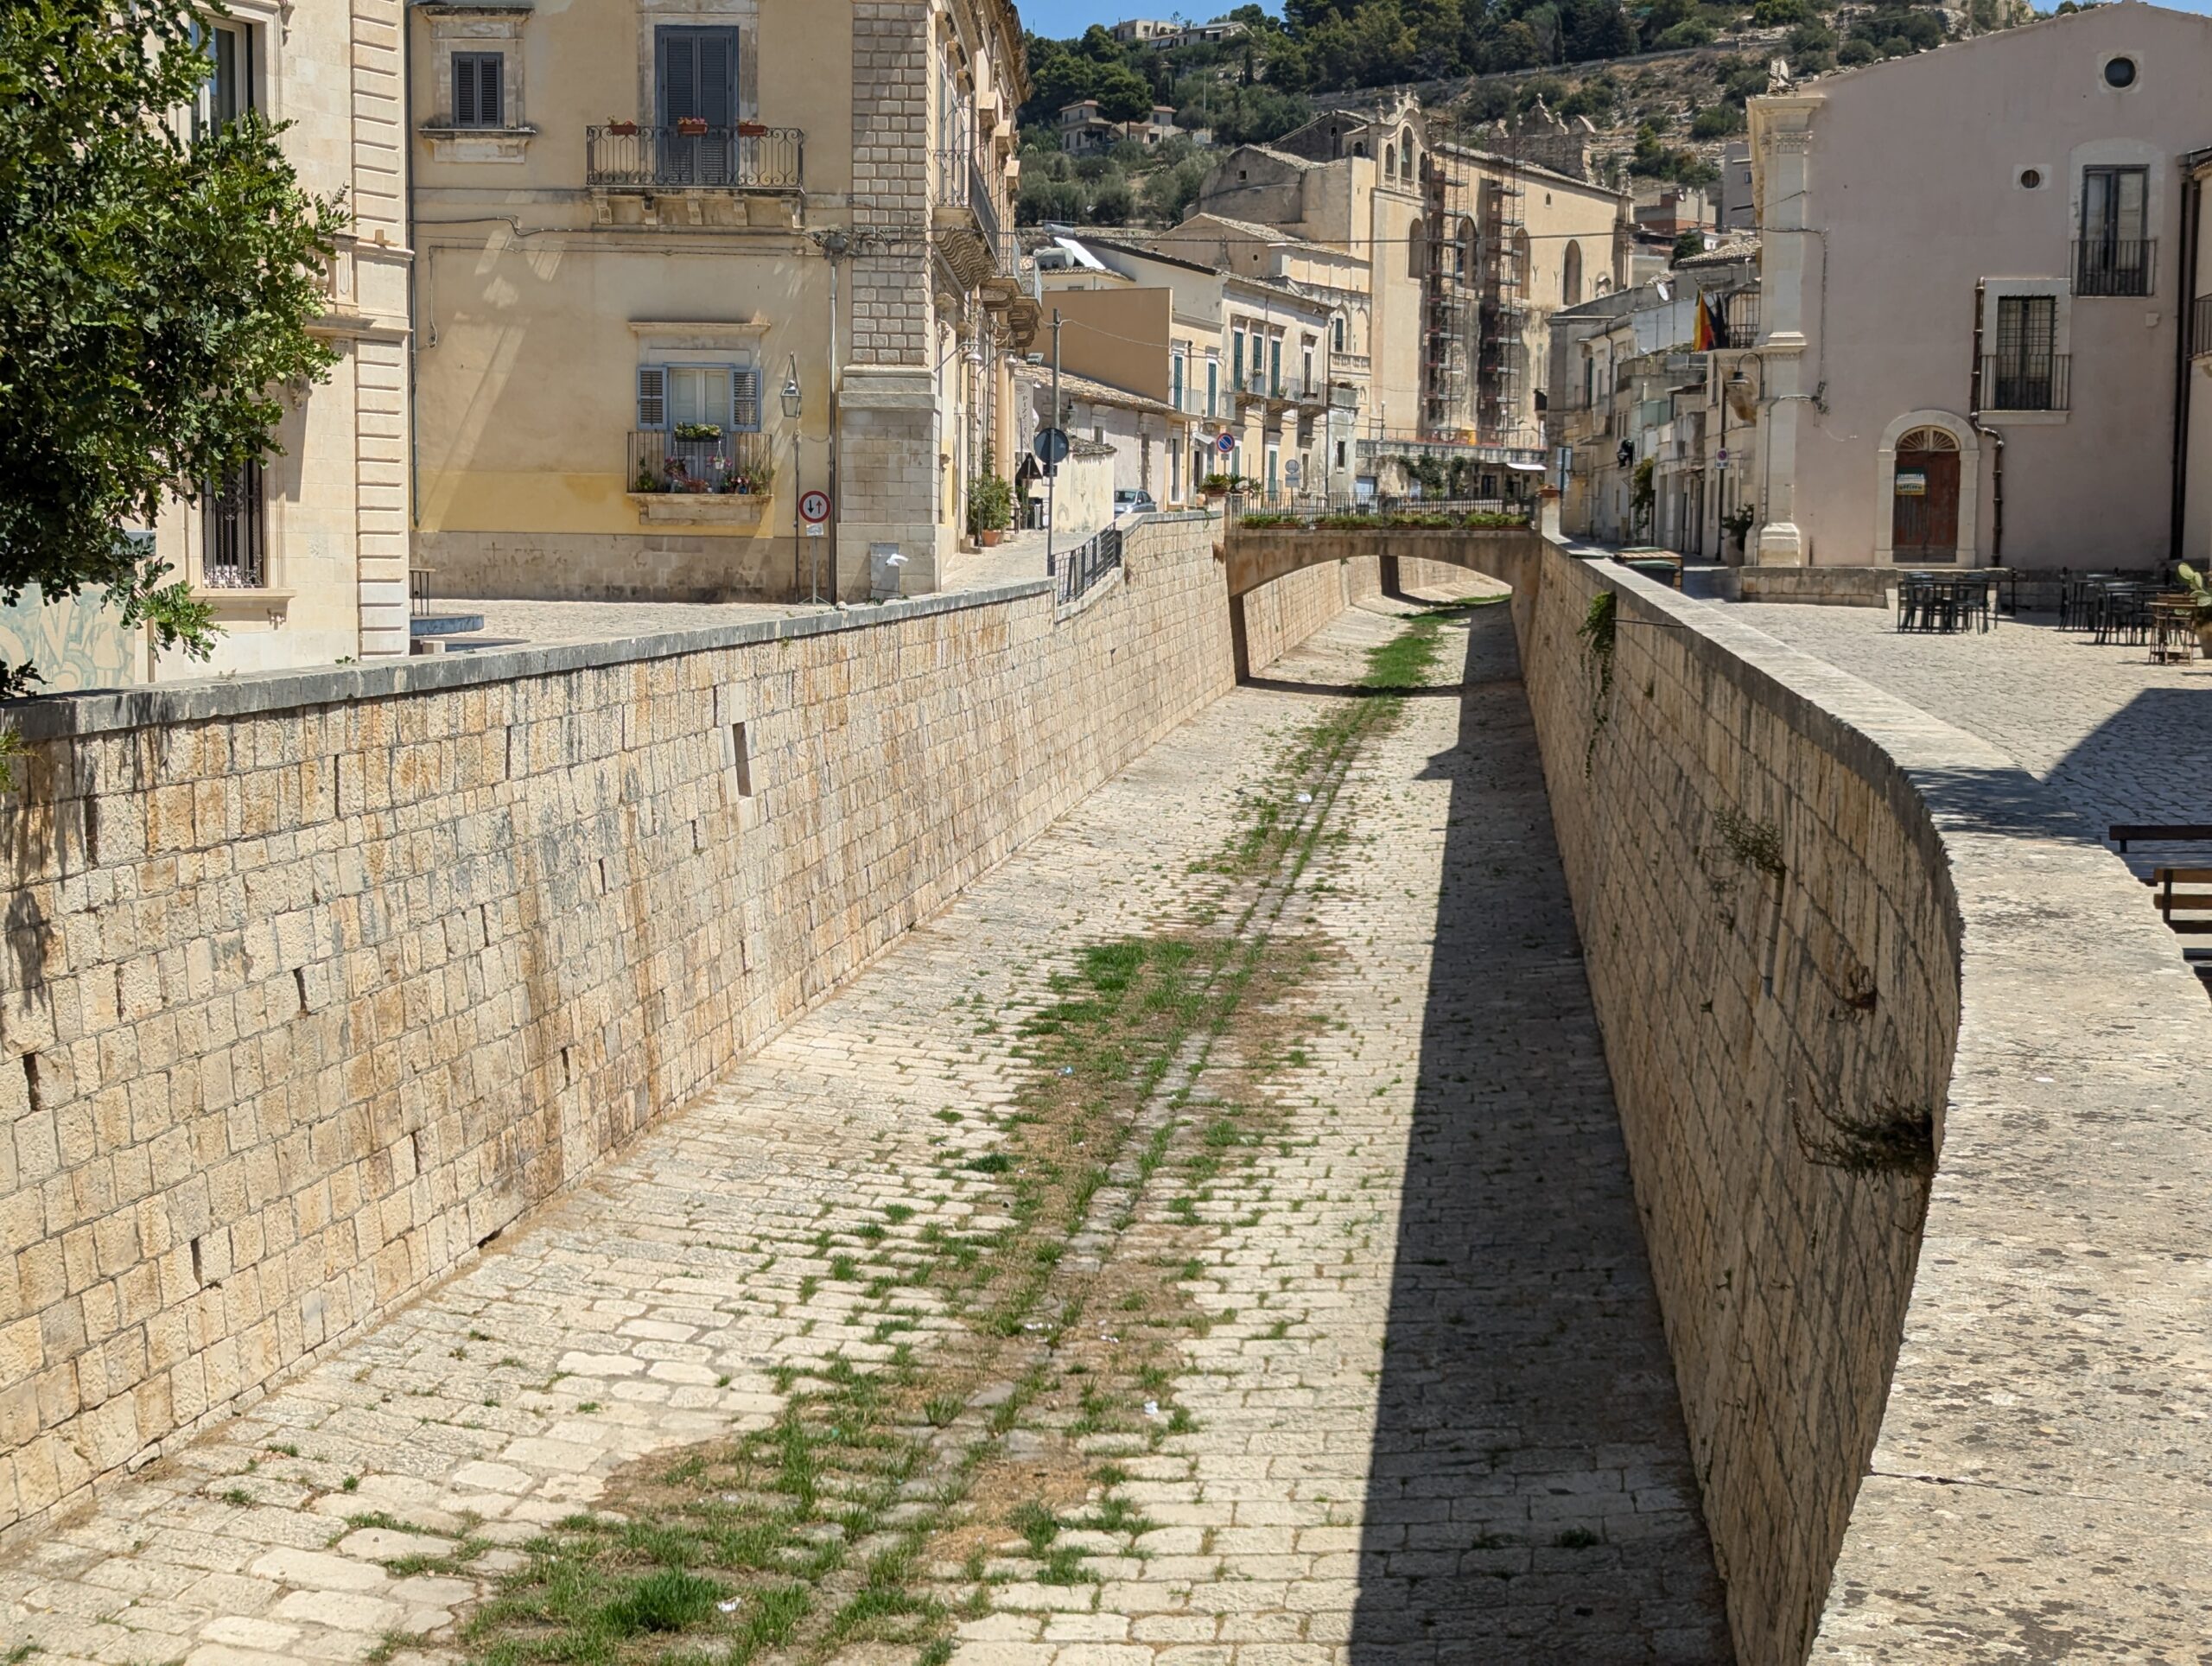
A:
1978;354;2071;414
628;429;774;496
587;124;804;191
2073;238;2154;297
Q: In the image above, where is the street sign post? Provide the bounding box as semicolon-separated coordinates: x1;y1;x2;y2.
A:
799;489;831;525
1215;432;1236;455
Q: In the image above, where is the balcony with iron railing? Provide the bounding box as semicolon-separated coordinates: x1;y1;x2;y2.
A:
2073;238;2155;297
1978;353;2071;414
587;124;804;190
627;429;774;520
933;148;1011;278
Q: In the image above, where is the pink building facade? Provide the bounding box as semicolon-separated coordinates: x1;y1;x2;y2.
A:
1747;3;2212;571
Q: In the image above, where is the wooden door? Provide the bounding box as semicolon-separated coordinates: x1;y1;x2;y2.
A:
1891;428;1961;563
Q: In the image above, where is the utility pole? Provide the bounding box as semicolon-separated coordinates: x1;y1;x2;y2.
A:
1046;308;1064;576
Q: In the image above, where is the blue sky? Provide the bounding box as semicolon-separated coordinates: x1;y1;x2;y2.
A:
1018;0;1279;40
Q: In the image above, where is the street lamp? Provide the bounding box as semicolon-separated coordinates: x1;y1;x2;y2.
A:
783;355;812;601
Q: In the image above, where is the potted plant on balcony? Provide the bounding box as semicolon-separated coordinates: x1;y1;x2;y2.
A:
677;116;709;137
672;422;721;442
736;119;767;138
967;450;1014;546
607;118;638;136
1198;472;1242;500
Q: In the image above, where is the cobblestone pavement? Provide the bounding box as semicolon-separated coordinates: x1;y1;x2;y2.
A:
1706;597;2212;866
0;588;1725;1665
438;518;1121;652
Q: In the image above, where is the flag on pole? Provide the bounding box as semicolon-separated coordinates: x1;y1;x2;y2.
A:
1692;295;1721;352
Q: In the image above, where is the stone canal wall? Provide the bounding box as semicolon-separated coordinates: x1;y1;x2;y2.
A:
1519;545;1955;1662
1522;537;2212;1662
0;512;1287;1540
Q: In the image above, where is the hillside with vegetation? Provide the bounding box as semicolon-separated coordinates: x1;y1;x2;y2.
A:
1016;0;2033;226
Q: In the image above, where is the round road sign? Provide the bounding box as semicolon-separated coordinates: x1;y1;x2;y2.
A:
1215;432;1236;455
1033;427;1071;467
799;489;831;525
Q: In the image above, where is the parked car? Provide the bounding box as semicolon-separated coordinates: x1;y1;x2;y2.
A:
1115;488;1156;515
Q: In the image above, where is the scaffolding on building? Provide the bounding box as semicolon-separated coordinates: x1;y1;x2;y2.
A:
1420;153;1472;439
1476;156;1527;448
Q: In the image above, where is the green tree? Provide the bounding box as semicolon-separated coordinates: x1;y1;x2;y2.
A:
1090;61;1156;123
1671;229;1705;263
0;0;342;693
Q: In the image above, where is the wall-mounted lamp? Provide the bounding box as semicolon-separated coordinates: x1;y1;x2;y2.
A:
780;354;803;420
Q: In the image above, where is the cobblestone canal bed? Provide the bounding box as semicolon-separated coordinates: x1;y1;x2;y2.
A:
0;584;1728;1666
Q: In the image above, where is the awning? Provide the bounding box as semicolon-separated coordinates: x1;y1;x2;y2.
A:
1506;460;1548;473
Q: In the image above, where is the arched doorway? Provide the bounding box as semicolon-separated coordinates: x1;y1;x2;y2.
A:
1562;240;1582;306
1891;426;1961;563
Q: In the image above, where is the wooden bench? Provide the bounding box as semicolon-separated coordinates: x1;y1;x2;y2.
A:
2109;823;2212;852
2149;867;2212;989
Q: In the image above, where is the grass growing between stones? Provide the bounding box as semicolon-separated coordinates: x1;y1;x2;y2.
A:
454;604;1463;1666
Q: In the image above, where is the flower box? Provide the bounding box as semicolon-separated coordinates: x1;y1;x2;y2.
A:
607;119;639;136
676;118;709;137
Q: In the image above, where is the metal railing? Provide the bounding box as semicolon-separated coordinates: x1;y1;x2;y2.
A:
1225;492;1535;529
2073;238;2155;296
933;147;1010;267
586;124;804;190
2193;295;2212;358
1706;289;1758;347
628;429;774;495
1978;353;2071;413
1052;522;1122;607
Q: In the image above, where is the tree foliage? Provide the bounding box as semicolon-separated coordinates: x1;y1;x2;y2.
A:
0;0;343;692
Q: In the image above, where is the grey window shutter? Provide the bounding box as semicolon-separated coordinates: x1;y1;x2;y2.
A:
454;56;477;127
658;29;696;125
731;367;760;432
480;55;503;128
638;366;667;429
697;30;736;130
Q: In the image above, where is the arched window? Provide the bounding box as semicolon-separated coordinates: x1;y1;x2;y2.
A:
1383;143;1395;178
1898;426;1960;451
1562;240;1582;307
1458;217;1477;283
1353;140;1366;158
1399;126;1415;177
1409;220;1425;278
1332;315;1345;352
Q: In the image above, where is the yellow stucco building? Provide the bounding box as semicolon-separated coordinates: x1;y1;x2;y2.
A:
408;0;1035;603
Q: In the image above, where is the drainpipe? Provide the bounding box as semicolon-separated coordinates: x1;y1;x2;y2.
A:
1967;279;2004;567
2171;168;2202;566
823;231;849;601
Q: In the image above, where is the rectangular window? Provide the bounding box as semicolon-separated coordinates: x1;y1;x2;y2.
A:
453;52;505;129
202;461;266;589
1269;339;1282;394
2077;165;2151;296
1231;331;1245;391
1171;353;1185;410
194;20;254;136
1206;360;1218;417
1989;295;2062;410
1335;440;1347;468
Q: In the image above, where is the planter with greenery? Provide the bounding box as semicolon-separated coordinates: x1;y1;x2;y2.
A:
2175;563;2212;655
967;451;1014;545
